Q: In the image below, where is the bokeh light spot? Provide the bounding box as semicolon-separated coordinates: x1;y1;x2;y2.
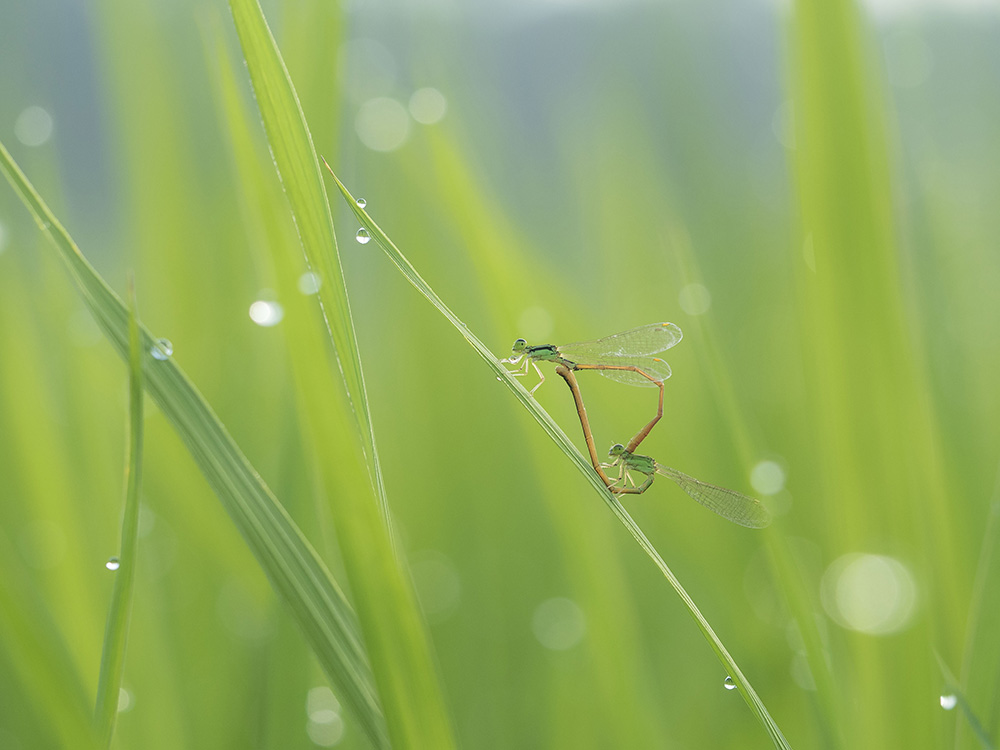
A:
409;87;448;124
750;460;786;495
338;38;397;101
532;597;586;650
249;299;284;327
298;272;323;295
821;553;917;635
678;283;712;315
15;106;54;147
355;97;410;152
411;551;461;622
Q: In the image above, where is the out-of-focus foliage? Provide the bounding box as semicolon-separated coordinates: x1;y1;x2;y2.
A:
1;0;998;748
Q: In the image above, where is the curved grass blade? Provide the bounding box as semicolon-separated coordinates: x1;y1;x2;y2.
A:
227;2;458;746
93;275;145;746
227;0;388;519
0;140;389;749
0;530;101;750
326;166;793;750
935;653;995;750
956;466;1000;749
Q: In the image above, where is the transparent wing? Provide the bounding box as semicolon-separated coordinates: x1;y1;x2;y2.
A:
595;356;672;386
557;323;683;360
656;465;771;529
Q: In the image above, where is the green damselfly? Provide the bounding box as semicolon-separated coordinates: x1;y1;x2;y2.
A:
603;444;771;529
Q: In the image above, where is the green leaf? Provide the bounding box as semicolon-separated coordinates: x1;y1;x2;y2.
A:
787;2;960;746
93;275;145;746
226;1;458;747
0;139;388;749
328;167;793;750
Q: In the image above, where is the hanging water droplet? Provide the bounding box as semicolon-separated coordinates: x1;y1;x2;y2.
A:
355;228;371;244
940;694;957;710
150;338;173;360
106;557;121;571
356;198;367;208
723;676;736;690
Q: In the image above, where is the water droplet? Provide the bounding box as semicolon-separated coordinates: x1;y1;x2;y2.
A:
724;676;736;690
356;198;367;208
150;338;173;360
940;694;957;710
355;228;371;244
106;557;121;571
249;300;284;327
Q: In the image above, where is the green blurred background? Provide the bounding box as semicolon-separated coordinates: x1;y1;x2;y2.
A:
2;0;999;747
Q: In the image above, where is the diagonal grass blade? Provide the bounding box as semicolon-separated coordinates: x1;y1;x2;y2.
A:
0;139;389;749
327;167;793;750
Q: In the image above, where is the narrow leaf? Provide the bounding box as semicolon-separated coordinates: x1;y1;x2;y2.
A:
93;275;145;746
227;2;458;747
0;139;388;749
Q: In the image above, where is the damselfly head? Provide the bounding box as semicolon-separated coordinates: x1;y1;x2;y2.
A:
511;338;527;354
608;443;626;458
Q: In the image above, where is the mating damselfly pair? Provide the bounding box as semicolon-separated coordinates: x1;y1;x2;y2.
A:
501;323;770;529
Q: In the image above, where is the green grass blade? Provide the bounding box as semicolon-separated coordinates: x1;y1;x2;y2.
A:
787;2;960;746
936;654;996;750
957;469;1000;749
93;275;145;746
328;168;793;750
0;139;389;749
227;0;387;518
0;531;101;750
227;3;458;747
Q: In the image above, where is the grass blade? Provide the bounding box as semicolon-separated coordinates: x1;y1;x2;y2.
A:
227;0;387;516
0;531;101;750
957;466;1000;748
936;654;996;750
227;2;458;747
0;139;388;749
787;2;960;745
93;275;145;746
327;167;793;750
